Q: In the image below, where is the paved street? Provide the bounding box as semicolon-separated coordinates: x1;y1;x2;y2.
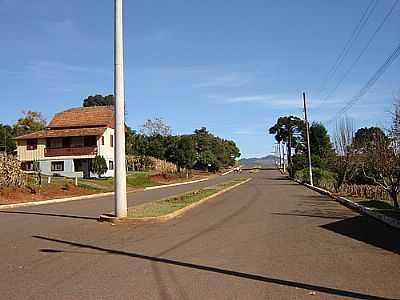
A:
0;170;399;299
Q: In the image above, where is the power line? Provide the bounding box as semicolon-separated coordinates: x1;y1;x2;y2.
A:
317;0;378;96
320;0;399;104
326;40;400;124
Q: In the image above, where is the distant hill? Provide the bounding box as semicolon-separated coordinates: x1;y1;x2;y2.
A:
239;155;277;168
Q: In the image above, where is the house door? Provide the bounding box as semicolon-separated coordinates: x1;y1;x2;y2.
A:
74;159;90;178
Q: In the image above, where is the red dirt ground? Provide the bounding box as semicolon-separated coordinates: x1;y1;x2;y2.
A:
0;183;93;205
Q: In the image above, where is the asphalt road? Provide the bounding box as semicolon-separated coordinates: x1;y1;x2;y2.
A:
0;170;399;299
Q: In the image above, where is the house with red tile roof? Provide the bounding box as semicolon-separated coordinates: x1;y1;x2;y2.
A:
15;106;115;178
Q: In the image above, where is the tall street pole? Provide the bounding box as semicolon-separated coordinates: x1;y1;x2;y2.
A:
303;92;313;186
281;142;286;173
114;0;127;217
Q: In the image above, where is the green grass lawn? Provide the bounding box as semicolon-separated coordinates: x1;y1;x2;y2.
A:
78;171;157;191
126;172;159;188
127;177;248;218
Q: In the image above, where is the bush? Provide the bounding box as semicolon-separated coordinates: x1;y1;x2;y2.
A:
91;155;108;178
296;167;336;189
289;154;307;177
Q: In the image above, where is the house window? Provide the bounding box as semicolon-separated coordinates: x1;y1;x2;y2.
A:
84;136;97;147
27;139;37;150
110;135;114;147
101;136;105;145
47;138;63;149
109;160;114;170
51;161;64;172
22;161;34;171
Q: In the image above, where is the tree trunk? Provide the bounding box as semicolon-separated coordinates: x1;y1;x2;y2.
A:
390;190;399;209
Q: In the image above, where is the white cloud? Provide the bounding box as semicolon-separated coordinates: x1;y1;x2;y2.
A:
225;95;304;108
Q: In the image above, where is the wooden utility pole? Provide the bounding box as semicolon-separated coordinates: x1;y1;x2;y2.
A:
303;92;313;186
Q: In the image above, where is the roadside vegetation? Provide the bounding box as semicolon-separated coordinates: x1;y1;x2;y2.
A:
0;95;240;204
269;97;400;219
127;177;248;219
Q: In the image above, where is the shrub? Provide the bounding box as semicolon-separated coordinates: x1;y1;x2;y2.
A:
0;155;25;187
289;154;307;177
296;167;336;190
91;155;108;178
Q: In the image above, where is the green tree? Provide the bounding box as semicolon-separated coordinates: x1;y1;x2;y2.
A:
197;150;218;171
175;136;197;174
91;155;108;178
192;127;240;170
307;122;336;170
353;127;388;153
0;124;16;153
308;123;334;158
269;116;305;167
147;135;166;159
83;95;115;107
14;111;46;135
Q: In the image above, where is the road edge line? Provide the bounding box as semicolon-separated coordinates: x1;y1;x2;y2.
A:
221;169;234;176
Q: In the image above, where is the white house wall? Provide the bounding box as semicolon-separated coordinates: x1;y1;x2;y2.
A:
98;128;115;177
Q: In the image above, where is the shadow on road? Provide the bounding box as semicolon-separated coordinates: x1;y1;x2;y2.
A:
32;235;398;300
321;215;400;255
272;212;349;220
0;210;97;221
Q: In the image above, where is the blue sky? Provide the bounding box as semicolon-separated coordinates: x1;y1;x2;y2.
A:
1;0;399;158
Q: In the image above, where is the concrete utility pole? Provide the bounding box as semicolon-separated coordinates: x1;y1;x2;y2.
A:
114;0;127;217
282;142;286;173
303;92;313;186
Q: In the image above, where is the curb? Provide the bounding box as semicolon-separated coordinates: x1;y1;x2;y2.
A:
99;178;252;224
221;169;234;176
293;179;400;230
144;178;208;191
0;191;115;210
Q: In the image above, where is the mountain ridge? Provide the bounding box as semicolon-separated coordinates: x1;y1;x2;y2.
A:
239;155;277;167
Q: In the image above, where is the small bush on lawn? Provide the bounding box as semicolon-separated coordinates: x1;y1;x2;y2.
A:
91;155;108;178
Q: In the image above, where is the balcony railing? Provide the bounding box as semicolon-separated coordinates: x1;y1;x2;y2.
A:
45;147;97;157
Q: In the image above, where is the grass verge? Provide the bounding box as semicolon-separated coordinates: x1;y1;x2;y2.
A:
127;177;248;219
351;197;400;220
